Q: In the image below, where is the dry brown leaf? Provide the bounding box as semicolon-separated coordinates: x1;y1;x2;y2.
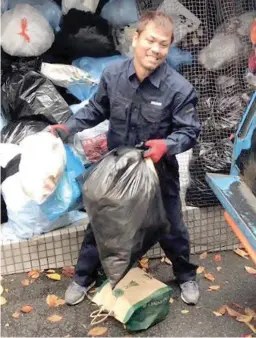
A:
181;310;189;314
21;279;30;287
169;297;174;304
245;323;256;334
233;248;249;259
20;305;33;313
48;314;63;323
196;266;205;274
88;326;108;336
47;273;61;281
46;294;58;308
226;306;243;318
213;254;222;262
46;269;56;274
12;311;20;319
245;308;256;319
245;266;256;275
204;272;215;282
236;314;253;323
213;311;223;317
208;285;221;291
56;299;65;307
0;285;3;295
199;251;208;260
216;305;227;315
216;266;222;272
0;296;7;305
27;270;40;279
139;258;149;269
62;266;75;278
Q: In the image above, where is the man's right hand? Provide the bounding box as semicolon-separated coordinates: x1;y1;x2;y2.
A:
49;124;70;142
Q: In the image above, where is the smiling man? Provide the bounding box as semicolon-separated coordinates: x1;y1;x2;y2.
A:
50;11;201;306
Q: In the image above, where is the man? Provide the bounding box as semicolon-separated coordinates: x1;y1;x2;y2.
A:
50;11;201;306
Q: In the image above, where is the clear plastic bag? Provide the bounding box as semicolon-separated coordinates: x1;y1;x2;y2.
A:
199;33;244;71
100;0;139;27
1;4;54;57
7;0;62;32
19;132;66;204
62;0;100;15
82;147;170;287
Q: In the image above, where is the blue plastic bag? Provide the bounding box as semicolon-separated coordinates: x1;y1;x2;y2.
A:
101;0;139;27
69;55;125;101
166;46;193;72
40;145;86;221
8;0;62;31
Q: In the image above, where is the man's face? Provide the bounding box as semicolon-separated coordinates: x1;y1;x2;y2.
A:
132;21;173;71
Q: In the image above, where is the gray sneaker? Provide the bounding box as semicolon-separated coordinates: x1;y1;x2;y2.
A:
180;280;200;305
65;280;96;305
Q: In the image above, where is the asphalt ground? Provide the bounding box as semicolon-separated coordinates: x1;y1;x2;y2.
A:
1;251;256;337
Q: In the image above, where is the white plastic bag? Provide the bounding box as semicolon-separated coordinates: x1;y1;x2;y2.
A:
62;0;99;14
40;63;93;88
1;172;87;241
1;4;54;57
19;132;66;204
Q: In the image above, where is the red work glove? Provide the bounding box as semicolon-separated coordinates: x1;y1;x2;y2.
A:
49;124;70;142
144;140;168;163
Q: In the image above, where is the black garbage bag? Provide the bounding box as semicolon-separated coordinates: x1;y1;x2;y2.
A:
1;71;72;124
1;120;48;144
82;146;170;287
186;139;233;207
50;9;118;61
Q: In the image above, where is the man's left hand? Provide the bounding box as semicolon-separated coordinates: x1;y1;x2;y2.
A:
144;140;168;163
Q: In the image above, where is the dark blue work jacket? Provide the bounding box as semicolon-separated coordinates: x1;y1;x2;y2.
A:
66;58;201;196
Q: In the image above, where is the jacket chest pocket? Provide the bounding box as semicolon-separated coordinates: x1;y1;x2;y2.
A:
139;104;170;140
110;96;129;123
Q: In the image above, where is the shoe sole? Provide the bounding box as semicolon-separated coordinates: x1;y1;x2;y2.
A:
180;292;198;305
66;281;96;306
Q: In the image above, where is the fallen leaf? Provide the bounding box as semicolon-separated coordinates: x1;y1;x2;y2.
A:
213;311;223;317
216;305;227;315
204;272;215;282
199;251;208;260
139;258;149;269
5;289;8;293
88;327;108;336
169;297;174;304
217;266;222;272
46;294;58;308
47;273;61;281
0;285;3;295
196;266;205;274
245;308;256;319
245;266;256;275
48;314;63;323
46;269;56;274
21;279;30;287
245;323;256;334
233;248;249;259
20;305;33;313
161;257;165;263
12;311;20;319
208;285;221;291
27;270;40;279
56;299;65;306
62;266;75;278
236;314;253;323
0;296;7;305
164;257;172;265
181;309;189;314
226;306;243;318
214;254;222;262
